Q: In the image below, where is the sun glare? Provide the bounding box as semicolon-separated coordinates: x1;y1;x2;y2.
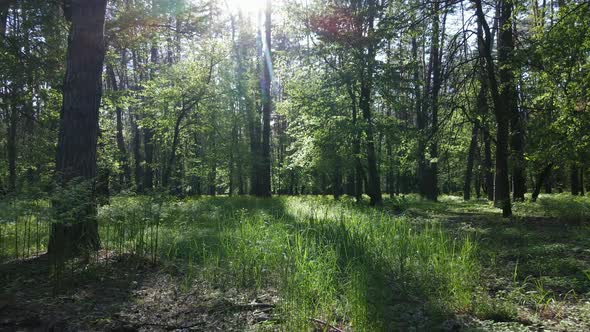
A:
225;0;267;16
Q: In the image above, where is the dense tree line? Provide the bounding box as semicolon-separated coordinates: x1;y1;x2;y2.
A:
0;0;589;252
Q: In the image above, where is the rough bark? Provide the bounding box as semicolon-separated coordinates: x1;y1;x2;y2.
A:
49;0;107;257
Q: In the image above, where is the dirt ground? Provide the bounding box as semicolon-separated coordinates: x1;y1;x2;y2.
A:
0;253;279;332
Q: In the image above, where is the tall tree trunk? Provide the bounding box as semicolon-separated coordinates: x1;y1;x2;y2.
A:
424;0;444;201
49;0;107;257
415;34;427;198
359;1;382;206
258;0;272;197
130;50;144;192
347;84;363;202
106;65;131;187
2;4;15;193
143;42;159;191
507;6;526;201
474;0;512;217
7;107;17;193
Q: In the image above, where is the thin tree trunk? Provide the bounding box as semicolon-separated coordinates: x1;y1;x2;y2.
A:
483;128;494;200
258;0;272;197
106;65;131;187
508;9;526;201
7;107;17;193
143;42;159;191
162;111;184;188
580;167;585;196
347;84;363;202
571;164;579;195
464;125;479;201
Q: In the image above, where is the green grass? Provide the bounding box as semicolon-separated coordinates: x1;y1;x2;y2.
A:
0;199;50;261
2;193;590;330
97;195;478;330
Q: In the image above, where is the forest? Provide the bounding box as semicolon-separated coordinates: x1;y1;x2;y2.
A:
0;0;589;330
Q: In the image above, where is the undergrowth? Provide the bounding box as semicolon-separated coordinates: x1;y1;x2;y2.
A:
3;193;590;330
98;195;478;330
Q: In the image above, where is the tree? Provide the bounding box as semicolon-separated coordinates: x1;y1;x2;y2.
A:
258;0;273;197
474;0;512;217
48;0;108;257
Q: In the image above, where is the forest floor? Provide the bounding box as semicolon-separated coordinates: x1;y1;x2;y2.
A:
1;194;589;331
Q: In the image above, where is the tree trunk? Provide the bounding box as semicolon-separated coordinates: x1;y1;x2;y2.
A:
483;128;494;200
571;164;579;195
464;124;479;201
143;42;159;191
424;0;444;201
258;0;272;197
49;0;107;257
7;107;17;193
544;170;553;193
346;84;363;202
359;2;382;206
415;34;427;198
507;7;526;201
580;167;585;196
580;168;585;196
474;0;512;217
130;50;144;192
131;111;144;192
2;5;15;193
106;65;131;187
162;111;184;188
0;1;8;37
532;163;552;202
